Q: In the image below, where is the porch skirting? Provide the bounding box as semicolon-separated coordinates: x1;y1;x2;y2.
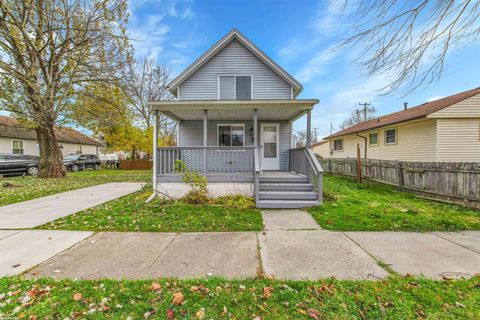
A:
156;182;254;199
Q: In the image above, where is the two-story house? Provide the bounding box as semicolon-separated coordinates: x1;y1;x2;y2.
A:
148;29;322;208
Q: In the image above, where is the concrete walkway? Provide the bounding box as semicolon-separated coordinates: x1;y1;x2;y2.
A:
0;182;143;228
0;230;92;276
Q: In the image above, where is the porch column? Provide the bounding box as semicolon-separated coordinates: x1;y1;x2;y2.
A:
203;109;208;175
152;110;158;191
306;109;312;148
253;109;258;147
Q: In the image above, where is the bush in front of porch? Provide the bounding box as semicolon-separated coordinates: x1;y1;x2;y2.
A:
37;189;262;232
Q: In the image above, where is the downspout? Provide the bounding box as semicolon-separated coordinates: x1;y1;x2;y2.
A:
355;133;368;160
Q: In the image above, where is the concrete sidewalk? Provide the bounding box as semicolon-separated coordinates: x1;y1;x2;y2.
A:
0;182;143;229
21;229;480;280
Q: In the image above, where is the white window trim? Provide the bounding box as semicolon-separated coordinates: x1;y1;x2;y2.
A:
333;138;344;152
384;127;397;145
217;75;253;100
369;131;379;146
216;123;245;147
11;139;24;154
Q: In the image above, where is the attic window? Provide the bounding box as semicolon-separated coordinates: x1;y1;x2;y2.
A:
218;76;252;100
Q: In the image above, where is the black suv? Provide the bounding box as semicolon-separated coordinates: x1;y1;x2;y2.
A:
0;154;39;176
63;154;101;172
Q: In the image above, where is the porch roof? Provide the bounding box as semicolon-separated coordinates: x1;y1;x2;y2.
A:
148;99;319;122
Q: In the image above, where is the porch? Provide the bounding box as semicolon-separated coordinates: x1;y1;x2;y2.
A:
149;99;323;208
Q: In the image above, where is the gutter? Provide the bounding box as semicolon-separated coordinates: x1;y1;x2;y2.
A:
355;133;368;159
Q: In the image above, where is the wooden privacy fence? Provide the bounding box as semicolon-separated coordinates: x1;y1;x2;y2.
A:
319;157;480;209
119;159;152;170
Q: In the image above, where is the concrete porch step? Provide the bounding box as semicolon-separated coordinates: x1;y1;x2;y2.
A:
259;183;314;192
256;200;319;209
259;191;318;201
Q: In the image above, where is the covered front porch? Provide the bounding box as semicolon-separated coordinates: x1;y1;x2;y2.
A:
149;99;323;208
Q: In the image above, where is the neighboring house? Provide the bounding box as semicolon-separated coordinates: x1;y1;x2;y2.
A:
322;87;480;162
148;29;322;208
0;115;103;156
312;140;330;158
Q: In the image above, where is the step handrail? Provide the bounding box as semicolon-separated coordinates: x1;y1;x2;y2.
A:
254;147;261;205
289;147;323;203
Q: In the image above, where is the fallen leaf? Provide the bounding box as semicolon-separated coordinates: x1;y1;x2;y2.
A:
190;286;199;292
307;308;321;319
150;283;161;291
262;286;273;299
73;293;82;301
195;308;205;319
171;292;184;306
166;309;175;319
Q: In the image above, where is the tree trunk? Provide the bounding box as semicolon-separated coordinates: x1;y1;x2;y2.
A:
36;123;66;178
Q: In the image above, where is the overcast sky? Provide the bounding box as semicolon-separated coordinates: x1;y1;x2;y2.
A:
128;0;480;139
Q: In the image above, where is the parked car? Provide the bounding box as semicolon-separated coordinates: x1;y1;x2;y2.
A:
0;154;39;176
63;154;101;172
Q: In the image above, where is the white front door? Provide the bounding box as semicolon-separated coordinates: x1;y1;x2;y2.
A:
260;123;280;170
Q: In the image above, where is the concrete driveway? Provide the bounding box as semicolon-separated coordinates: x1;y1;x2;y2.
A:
0;182;143;228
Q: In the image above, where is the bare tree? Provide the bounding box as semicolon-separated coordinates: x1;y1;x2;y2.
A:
124;57;171;128
339;106;376;130
124;57;177;155
340;0;480;93
294;129;316;148
0;0;131;177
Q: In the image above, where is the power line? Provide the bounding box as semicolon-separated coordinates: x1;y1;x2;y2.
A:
358;102;371;121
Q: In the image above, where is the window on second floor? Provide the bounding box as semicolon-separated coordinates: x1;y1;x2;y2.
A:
218;75;252;100
333;139;343;151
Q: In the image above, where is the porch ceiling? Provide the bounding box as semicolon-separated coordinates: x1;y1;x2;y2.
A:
148;99;319;122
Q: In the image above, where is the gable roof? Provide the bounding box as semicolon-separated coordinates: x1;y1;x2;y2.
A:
0;115;103;146
311;140;328;148
168;28;303;97
325;87;480;139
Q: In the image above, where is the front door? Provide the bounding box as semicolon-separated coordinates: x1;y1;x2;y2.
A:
260;123;280;170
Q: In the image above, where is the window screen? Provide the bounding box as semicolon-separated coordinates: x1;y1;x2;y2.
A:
333;139;343;151
235;76;251;100
12;140;24;154
369;132;378;145
385;129;396;144
219;76;235;100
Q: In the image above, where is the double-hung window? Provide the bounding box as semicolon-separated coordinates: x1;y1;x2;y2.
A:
218;124;245;146
218;75;252;100
369;132;378;146
385;128;397;145
333;139;343;151
12;140;24;154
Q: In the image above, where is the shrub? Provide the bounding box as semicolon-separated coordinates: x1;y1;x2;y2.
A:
216;195;256;209
174;160;209;204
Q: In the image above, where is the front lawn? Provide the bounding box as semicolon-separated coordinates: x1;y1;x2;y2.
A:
1;276;478;319
309;174;480;232
0;170;150;207
38;191;263;232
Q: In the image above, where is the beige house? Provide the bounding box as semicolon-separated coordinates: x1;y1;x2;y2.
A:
312;140;330;158
0;115;103;156
322;87;480;162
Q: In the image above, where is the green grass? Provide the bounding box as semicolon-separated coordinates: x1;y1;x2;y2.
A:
0;276;478;319
0;170;151;207
38;191;263;232
309;174;480;231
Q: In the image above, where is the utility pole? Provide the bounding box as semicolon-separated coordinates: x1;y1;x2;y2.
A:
358;102;371;121
313;128;318;143
330;122;333;134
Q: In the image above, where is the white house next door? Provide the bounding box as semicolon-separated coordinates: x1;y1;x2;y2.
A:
260;123;280;170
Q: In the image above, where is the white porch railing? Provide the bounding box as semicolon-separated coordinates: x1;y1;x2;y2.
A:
289;147;323;202
157;146;256;181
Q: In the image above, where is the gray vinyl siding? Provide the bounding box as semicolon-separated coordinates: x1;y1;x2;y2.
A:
179;40;292;100
179;120;291;170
